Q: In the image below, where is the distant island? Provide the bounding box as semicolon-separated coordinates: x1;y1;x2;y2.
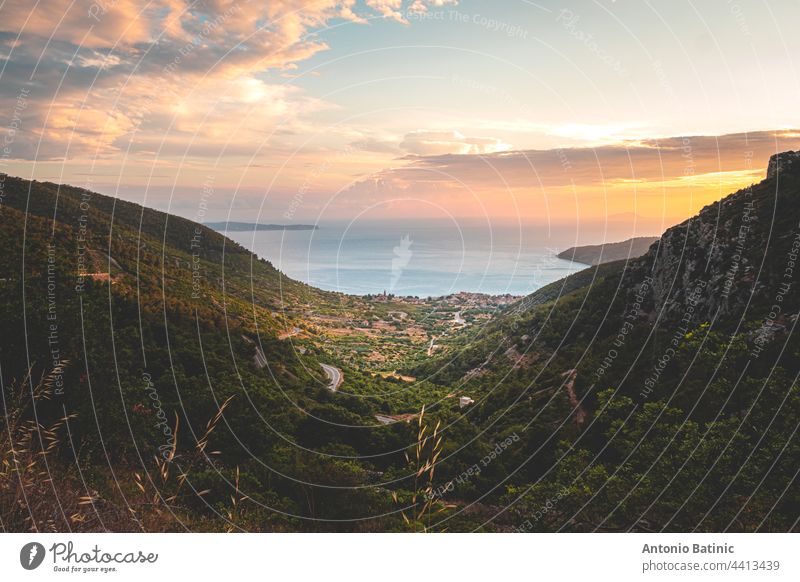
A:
557;236;659;265
205;221;318;232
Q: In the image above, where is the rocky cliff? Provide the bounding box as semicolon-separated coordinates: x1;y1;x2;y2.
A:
767;149;800;179
624;151;800;329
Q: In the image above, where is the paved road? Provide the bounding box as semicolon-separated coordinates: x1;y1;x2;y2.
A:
321;363;343;391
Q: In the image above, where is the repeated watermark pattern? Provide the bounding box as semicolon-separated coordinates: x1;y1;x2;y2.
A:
640;279;707;400
556;9;627;76
426;433;520;501
1;0;798;547
514;486;570;532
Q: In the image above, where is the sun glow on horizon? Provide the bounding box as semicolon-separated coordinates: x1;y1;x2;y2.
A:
2;0;800;237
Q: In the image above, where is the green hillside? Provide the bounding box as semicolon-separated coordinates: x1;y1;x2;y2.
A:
410;151;800;531
0;177;412;531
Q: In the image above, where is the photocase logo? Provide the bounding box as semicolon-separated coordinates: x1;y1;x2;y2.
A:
20;542;46;570
390;234;413;293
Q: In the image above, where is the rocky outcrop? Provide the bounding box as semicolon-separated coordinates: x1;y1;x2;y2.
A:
622;151;800;329
766;150;800;179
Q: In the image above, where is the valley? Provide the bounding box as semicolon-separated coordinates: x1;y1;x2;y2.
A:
1;151;799;532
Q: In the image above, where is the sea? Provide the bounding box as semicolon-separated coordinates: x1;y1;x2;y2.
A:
220;220;594;298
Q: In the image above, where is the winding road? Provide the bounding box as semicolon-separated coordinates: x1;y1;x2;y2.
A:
321;363;343;391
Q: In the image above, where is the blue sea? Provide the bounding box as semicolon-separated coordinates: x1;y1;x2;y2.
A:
221;221;588;297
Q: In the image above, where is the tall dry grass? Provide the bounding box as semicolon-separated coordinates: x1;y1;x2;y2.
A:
392;406;449;532
1;370;245;532
0;366;85;531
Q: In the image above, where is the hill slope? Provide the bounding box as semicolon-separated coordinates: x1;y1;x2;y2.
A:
2;154;799;532
0;176;417;531
557;236;659;266
411;152;800;531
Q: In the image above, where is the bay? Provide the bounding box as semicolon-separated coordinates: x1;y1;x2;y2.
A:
220;220;587;298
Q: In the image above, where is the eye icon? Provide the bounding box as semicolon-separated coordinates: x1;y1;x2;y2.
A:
20;542;46;570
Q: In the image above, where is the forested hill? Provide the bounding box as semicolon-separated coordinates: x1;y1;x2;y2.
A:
3;174;363;329
0;175;413;531
557;236;659;266
3;176;248;259
419;150;800;385
410;152;799;531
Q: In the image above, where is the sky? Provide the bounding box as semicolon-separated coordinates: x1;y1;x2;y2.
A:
1;0;799;238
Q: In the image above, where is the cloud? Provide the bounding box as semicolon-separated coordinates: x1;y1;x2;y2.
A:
349;137;402;154
399;130;511;156
0;0;159;49
373;130;800;188
366;0;458;24
365;0;407;23
336;130;800;222
0;0;461;161
545;123;640;144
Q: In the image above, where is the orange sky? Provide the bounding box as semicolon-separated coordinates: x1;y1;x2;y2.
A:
2;1;800;238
